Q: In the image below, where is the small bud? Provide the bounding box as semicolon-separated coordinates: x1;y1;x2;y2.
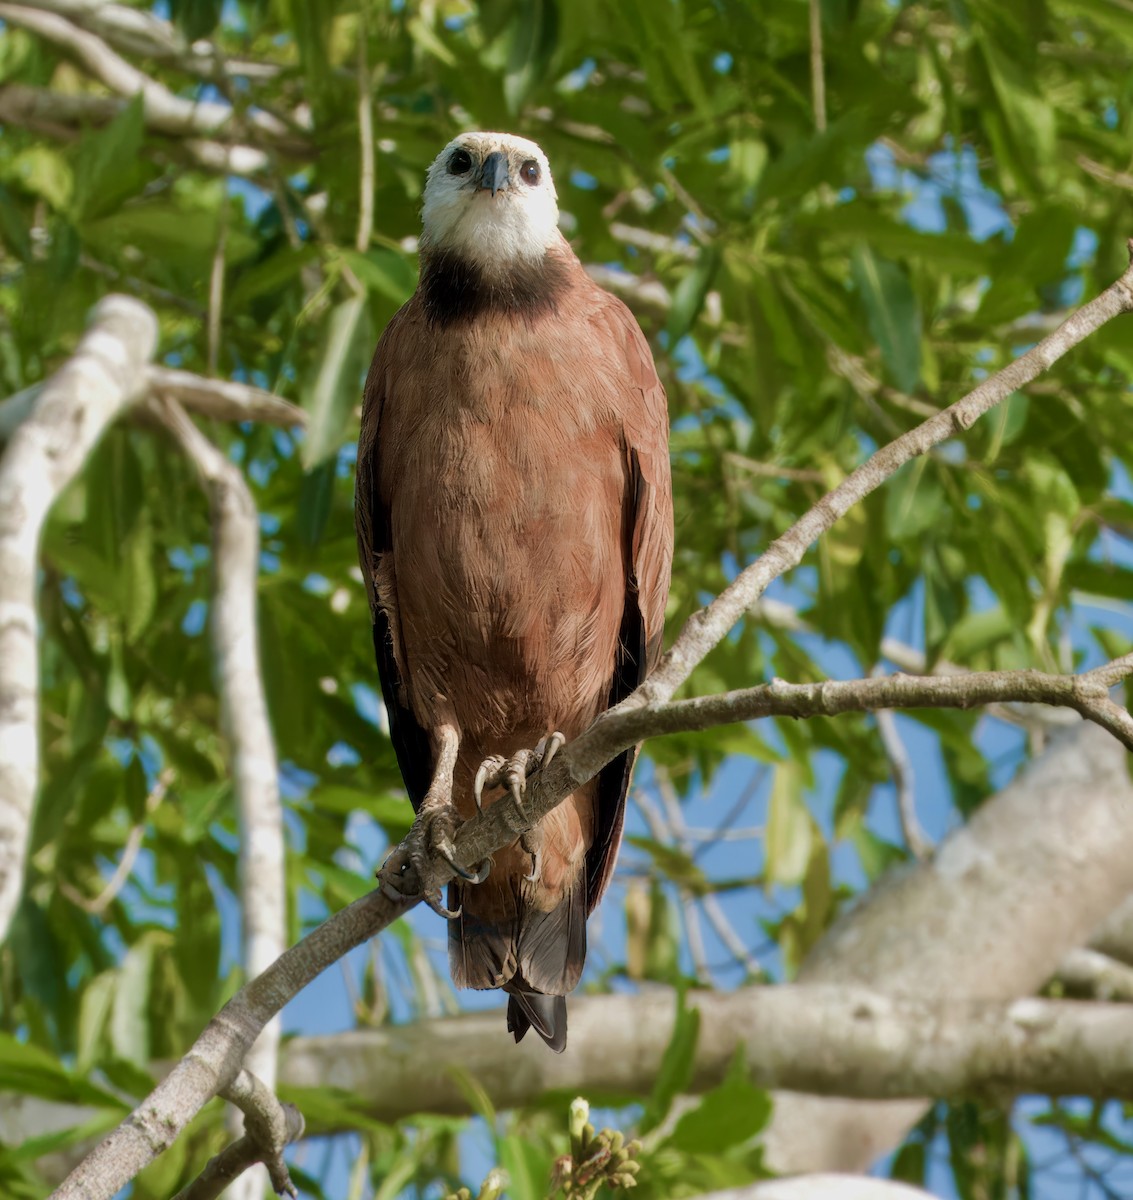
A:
569;1097;590;1145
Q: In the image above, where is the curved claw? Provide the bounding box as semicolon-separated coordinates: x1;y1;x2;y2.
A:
541;731;566;770
507;776;528;818
424;889;462;920
523;848;540;883
474;755;507;810
436;839;492;885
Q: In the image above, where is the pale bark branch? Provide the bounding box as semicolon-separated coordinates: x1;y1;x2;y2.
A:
148;367;306;428
0;294;158;944
265;985;1133;1110
13;0;284;80
0;4;299;147
719;1181;935;1200
172;1070;304;1200
0;84;274;177
1054;947;1133;1002
152;398;288;1200
763;721;1133;1173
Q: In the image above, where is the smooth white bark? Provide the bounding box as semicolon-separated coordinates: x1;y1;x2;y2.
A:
0;295;157;942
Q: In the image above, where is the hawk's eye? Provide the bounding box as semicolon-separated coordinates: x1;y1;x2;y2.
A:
519;159;541;186
449;149;473;175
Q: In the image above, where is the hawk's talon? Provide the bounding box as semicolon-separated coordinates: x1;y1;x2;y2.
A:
523;848;540;883
541;731;566;770
474;756;507;810
425;890;463;920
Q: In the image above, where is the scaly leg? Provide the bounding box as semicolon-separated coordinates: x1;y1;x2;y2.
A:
379;714;491;919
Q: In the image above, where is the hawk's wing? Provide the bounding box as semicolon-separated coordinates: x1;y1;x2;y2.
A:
355;303;434;812
584;291;674;912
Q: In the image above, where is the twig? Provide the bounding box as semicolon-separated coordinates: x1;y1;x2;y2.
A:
0;295;158;945
12;0;282;79
639;253;1133;709
0;4;298;146
871;670;930;859
206;200;229;377
1055;948;1133;1003
59;768;173;914
148;367;306;427
0;83;274;176
80;253;207;318
172;1070;304;1200
152;397;288;1191
809;0;827;133
355;9;375;254
723;452;825;484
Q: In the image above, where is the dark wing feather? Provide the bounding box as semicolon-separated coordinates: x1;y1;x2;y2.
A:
355;306;435;812
585;296;674;913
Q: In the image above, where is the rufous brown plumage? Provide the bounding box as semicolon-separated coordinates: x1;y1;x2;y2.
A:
355;132;672;1051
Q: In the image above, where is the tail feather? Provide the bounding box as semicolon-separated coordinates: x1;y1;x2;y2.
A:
449;860;586;1052
507;989;567;1053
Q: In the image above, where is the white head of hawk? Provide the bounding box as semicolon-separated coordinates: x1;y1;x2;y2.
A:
420;132;560;268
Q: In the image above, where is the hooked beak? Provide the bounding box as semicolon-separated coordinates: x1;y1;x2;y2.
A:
479;151;510;197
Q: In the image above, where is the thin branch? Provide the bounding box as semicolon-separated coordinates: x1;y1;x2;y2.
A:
0;85;275;177
152;397;288;1192
355;10;375;254
13;0;284;79
1054;947;1133;1003
809;0;827;133
723;452;825;484
206;201;228;378
640;253;1133;708
871;670;931;859
0;295;158;944
172;1070;304;1200
59;768;172;914
148;367;306;428
80;253;207;318
0;4;299;147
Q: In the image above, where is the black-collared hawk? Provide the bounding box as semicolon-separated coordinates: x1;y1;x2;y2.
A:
355;132;673;1052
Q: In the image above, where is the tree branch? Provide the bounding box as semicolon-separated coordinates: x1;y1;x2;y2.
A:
0;84;275;177
0;4;300;148
172;1071;304;1200
640;252;1133;705
152;398;289;1200
148;367;306;428
0;294;158;944
713;1181;935;1200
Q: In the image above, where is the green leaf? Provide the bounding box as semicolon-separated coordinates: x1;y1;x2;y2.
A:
640;990;701;1133
110;940;153;1067
886;458;945;541
502;0;559;112
851;244;921;393
665;1048;772;1154
7;147;73;211
0;1033;125;1108
0;182;30;261
667;246;721;343
72;95;145;221
302;296;371;468
765;762;811;887
171;0;224;40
